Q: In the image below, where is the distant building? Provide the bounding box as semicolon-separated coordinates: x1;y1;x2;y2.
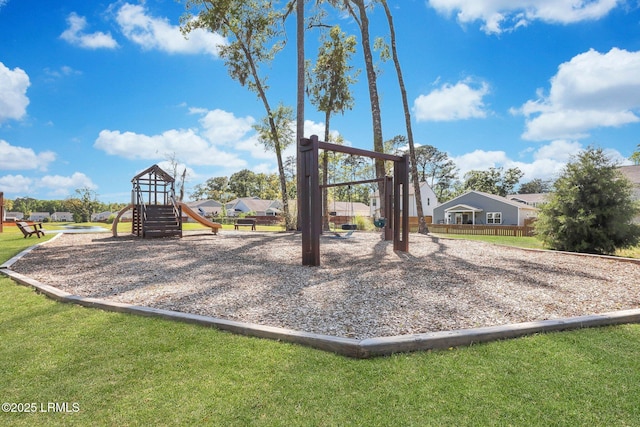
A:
5;212;24;221
507;193;550;208
29;212;51;222
619;165;640;223
51;212;74;222
434;191;538;226
370;181;438;219
328;200;371;217
185;200;223;221
92;211;114;222
225;197;282;216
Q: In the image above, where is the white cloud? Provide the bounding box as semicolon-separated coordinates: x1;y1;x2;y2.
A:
60;12;119;49
428;0;622;34
94;128;247;168
451;140;629;184
451;149;510;177
413;80;490;122
197;109;256;145
0;62;30;124
517;48;640;141
0;140;56;171
532;139;582;162
0;174;33;194
115;3;225;56
39;172;97;197
156;160;199;182
44;66;82;81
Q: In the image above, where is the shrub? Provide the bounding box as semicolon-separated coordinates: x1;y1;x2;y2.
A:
535;147;640;254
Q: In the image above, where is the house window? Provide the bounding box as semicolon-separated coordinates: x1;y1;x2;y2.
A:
487;212;502;224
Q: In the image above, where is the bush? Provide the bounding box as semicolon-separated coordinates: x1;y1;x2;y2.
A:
355;215;374;231
535;147;640;254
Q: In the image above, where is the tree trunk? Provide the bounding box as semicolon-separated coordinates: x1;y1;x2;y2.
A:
239;33;292;230
348;0;386;218
296;0;305;231
322;110;331;231
381;0;428;234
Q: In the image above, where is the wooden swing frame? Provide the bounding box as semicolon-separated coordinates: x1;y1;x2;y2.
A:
299;135;409;266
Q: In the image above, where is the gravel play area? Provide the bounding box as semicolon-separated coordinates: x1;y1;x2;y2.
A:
10;231;640;339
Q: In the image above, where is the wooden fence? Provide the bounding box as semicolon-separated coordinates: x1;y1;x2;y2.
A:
426;223;535;237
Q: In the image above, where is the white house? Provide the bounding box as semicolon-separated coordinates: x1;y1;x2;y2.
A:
92;211;114;222
370;181;438;219
29;212;51;222
184;200;223;221
51;211;74;222
5;212;24;221
328;200;370;217
225;197;283;216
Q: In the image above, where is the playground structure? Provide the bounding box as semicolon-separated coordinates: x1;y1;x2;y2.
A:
111;165;221;238
299;135;409;266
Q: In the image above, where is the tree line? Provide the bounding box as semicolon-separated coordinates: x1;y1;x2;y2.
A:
189;139;552;206
4;188;128;223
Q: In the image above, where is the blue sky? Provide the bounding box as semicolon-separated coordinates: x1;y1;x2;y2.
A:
1;0;639;203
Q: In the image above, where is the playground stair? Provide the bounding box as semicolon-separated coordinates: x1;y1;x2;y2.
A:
139;205;182;238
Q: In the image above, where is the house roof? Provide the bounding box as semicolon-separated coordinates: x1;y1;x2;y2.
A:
619;165;640;185
131;164;174;183
187;199;223;208
442;191;539;211
329;201;370;215
227;197;280;213
507;193;550;205
444;204;483;213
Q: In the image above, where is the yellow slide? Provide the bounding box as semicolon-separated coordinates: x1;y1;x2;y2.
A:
177;202;222;234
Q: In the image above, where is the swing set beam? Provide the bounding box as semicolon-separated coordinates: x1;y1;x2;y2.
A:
319;177;384;189
299;135;409;267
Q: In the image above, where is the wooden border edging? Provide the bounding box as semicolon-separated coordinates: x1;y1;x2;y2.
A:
0;268;363;358
2;238;640;358
2;264;640;358
358;311;640;357
0;232;62;269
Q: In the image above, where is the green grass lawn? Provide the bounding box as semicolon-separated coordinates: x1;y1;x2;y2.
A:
2;229;640;425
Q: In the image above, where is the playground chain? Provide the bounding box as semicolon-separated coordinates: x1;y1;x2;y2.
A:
10;231;640;340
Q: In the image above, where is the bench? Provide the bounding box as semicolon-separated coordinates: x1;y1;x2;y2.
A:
234;218;256;231
16;221;45;238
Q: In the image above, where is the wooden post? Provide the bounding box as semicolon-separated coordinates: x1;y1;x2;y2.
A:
300;135;321;266
0;192;4;233
393;155;409;252
299;135;410;265
383;176;393;241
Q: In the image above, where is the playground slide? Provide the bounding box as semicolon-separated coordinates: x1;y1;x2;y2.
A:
112;204;133;237
111;203;222;237
177;202;222;234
